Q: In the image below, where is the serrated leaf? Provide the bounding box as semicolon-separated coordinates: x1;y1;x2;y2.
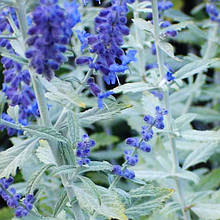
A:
175;113;197;130
23;125;69;144
53;191;68;217
41;77;85;108
52;165;76;176
78;161;113;174
180;130;220;142
36;140;56;165
192;203;220;219
126;185;173;218
73;179;127;220
129;184;173;198
79;102;131;125
175;58;219;79
112;82;155;94
0;138;38;178
26;164;55;194
183;143;218;169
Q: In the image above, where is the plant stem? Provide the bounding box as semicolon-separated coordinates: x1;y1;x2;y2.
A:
15;2;84;219
77;55;98;94
151;1;190;219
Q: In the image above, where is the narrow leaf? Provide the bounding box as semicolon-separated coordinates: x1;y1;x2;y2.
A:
183;143;218;169
26;164;55;194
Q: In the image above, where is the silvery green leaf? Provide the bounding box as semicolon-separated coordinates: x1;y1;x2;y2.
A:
73;179;127;220
23;125;70;144
132;18;154;33
7;105;19;122
53;191;68;217
195;168;220;191
172;170;200;184
41;77;86;108
52;165;76;176
164;9;191;21
180;130;220;142
67;111;79;145
175;113;197;130
183;143;218;169
79;102;131;125
0;47;28;65
78;161;113;174
192;203;220;219
175;58;219;79
158;41;181;61
26;164;55;194
189;107;220;122
112;82;156;94
126;185;173;218
0;138;38;178
129;184;173;198
36;140;56;165
135;170;199;183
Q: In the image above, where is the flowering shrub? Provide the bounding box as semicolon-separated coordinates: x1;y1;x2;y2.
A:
0;0;219;219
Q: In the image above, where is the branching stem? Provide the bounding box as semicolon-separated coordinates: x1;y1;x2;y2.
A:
151;1;190;220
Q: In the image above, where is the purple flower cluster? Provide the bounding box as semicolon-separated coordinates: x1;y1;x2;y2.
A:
112;106;168;179
206;1;220;22
76;0;136;85
76;134;96;166
26;0;80;81
76;30;90;53
0;8;39;135
112;165;135;179
0;177;34;218
88;78;114;109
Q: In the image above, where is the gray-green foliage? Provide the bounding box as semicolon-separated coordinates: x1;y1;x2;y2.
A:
0;0;220;220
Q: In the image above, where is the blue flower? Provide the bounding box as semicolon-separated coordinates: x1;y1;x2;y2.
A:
166;71;175;81
121;50;137;65
76;0;136;85
0;177;34;218
98;91;114;109
26;0;80;80
76;30;90;53
76;134;96;166
124;150;138;166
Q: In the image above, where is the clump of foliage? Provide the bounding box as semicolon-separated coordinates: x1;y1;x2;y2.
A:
0;0;219;219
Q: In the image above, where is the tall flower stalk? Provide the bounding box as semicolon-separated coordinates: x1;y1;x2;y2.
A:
14;1;84;219
151;0;191;219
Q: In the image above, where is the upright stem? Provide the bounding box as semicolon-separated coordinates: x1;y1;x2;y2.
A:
151;1;190;220
15;2;84;219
